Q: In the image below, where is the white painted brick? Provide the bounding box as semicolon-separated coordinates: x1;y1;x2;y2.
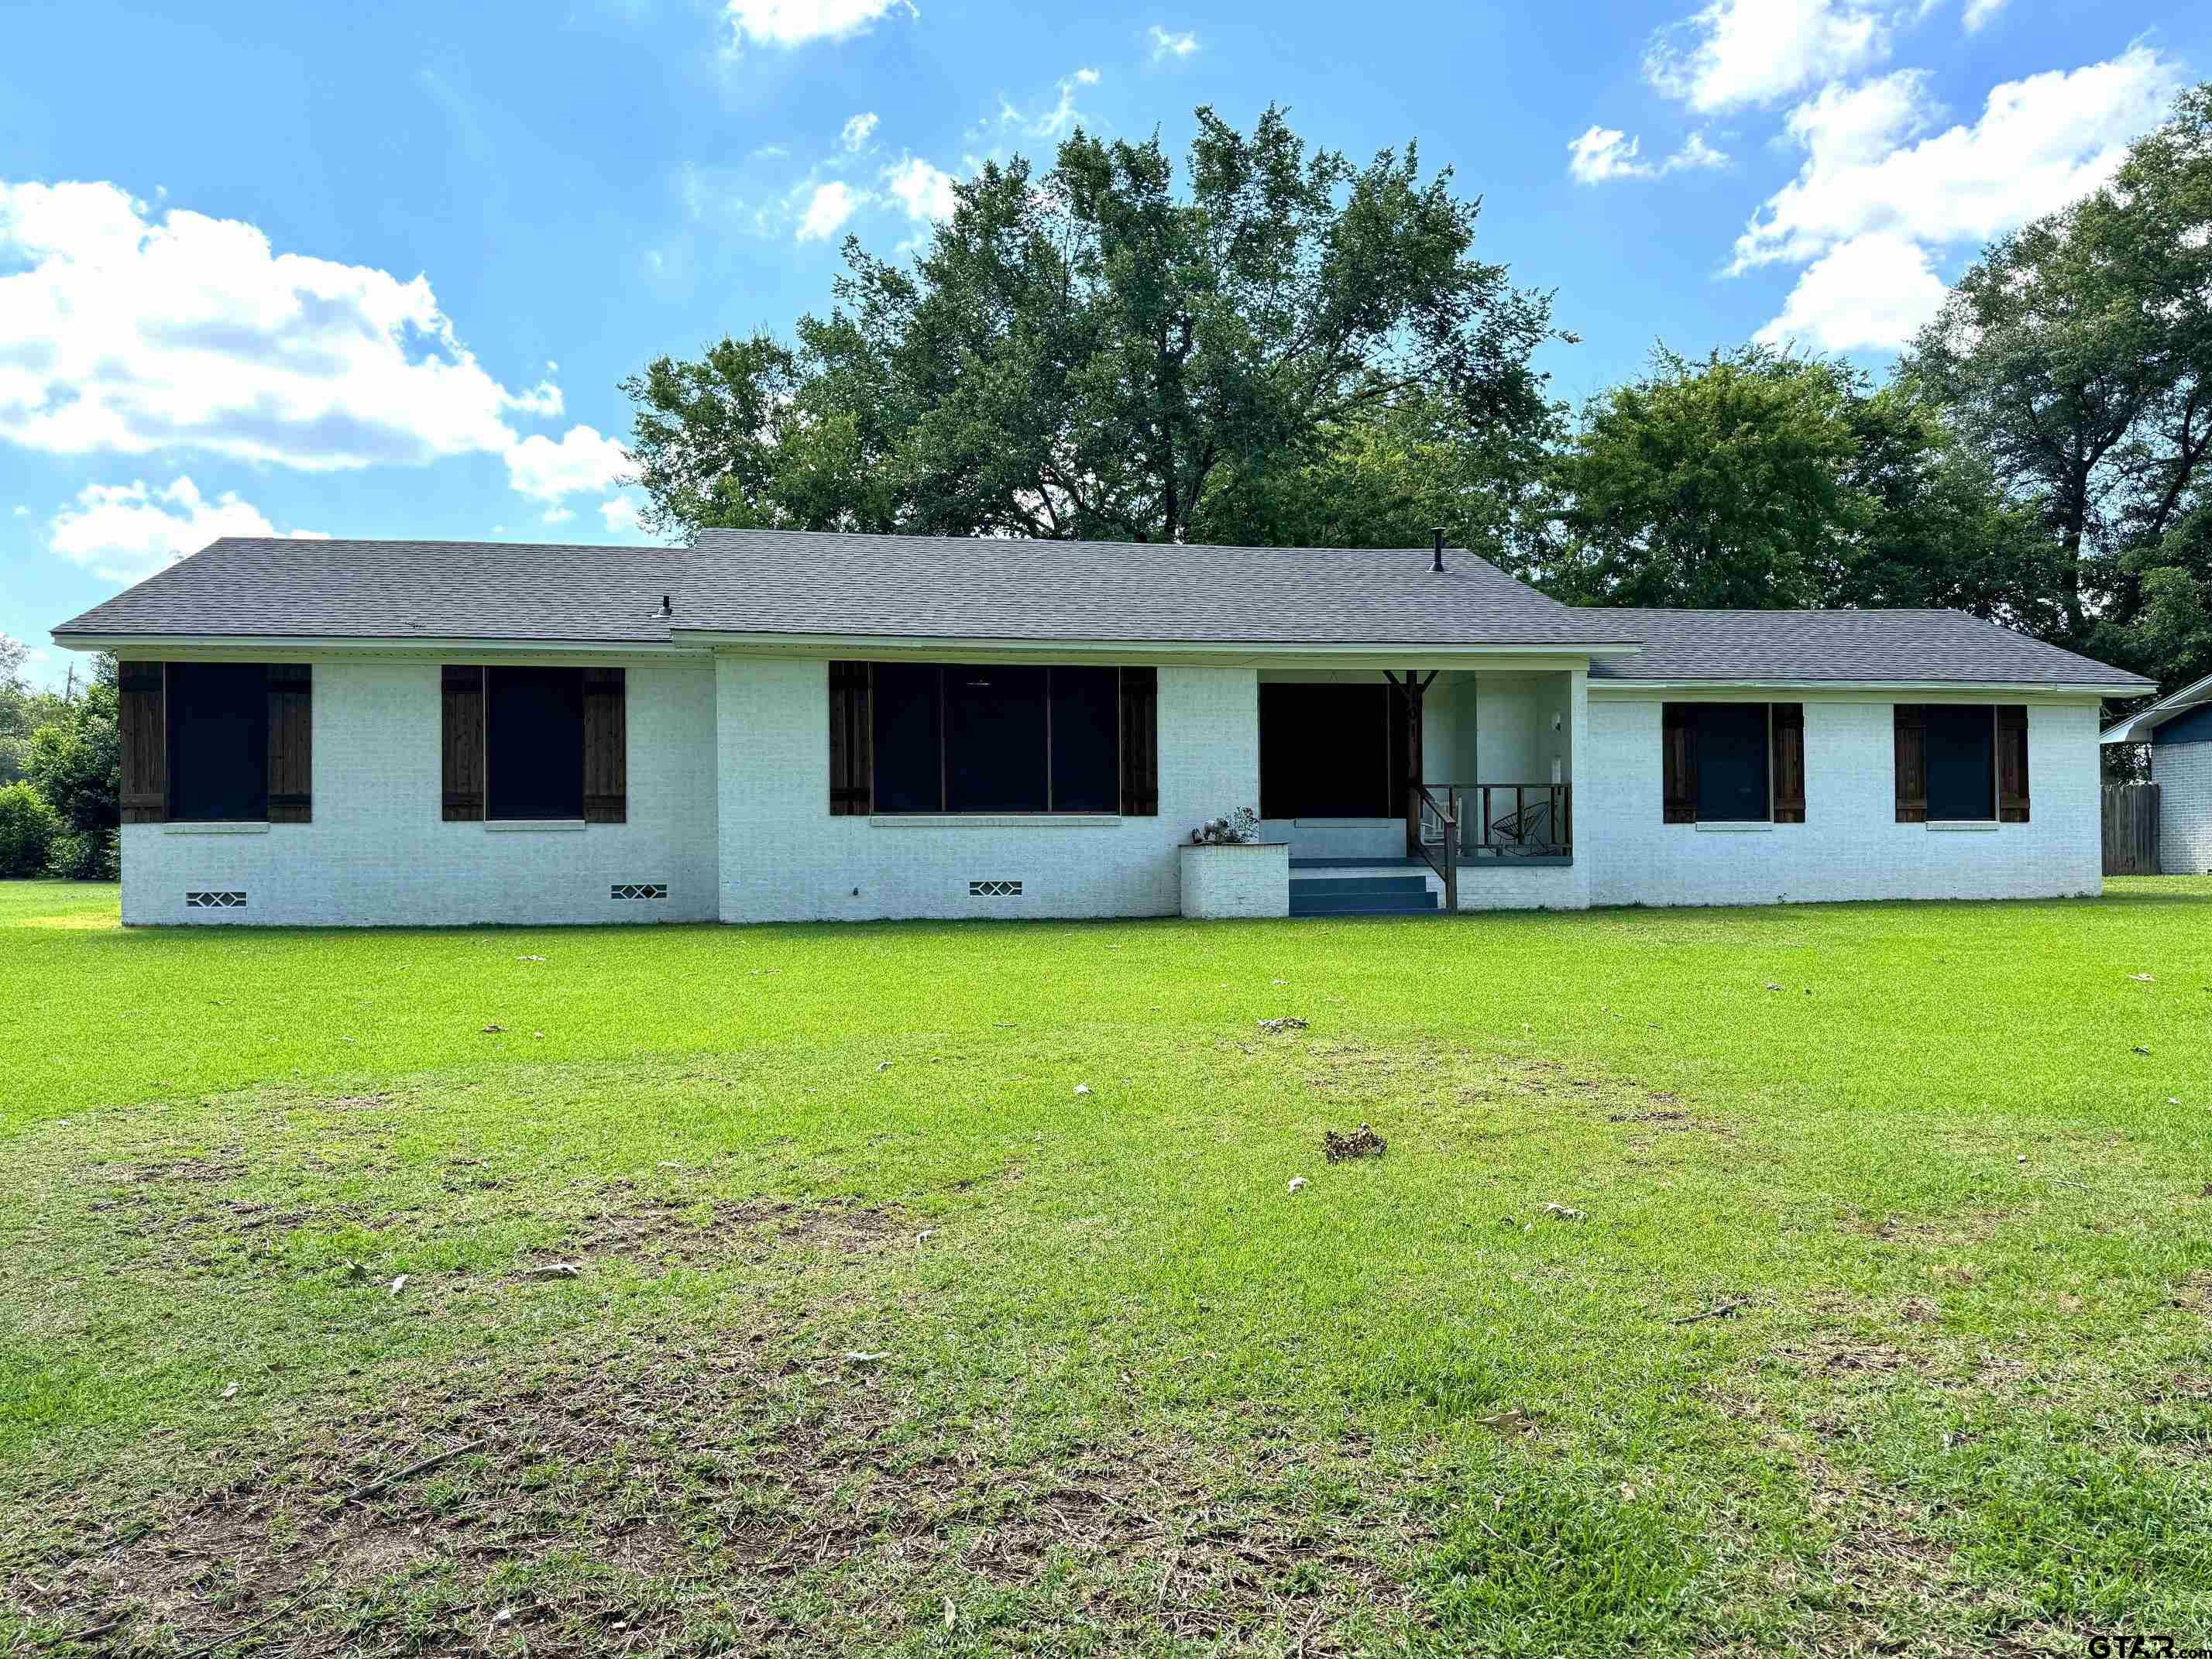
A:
1179;843;1290;918
2150;744;2212;874
123;660;720;925
715;660;1261;922
1581;696;2104;906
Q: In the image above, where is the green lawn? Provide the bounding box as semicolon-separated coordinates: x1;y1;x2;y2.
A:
2;876;2209;1656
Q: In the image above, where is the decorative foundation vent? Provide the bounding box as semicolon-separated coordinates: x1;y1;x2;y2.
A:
612;883;669;901
968;880;1022;898
185;891;247;908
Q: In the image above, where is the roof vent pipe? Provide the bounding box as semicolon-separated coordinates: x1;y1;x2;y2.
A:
1431;528;1446;574
658;593;674;618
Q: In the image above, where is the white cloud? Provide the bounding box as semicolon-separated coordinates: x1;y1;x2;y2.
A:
840;111;880;152
1734;48;2183;273
795;180;863;241
1567;126;1654;184
599;496;643;534
883;156;958;222
1023;70;1100;139
1755;231;1951;350
1740;46;2181;351
723;0;916;50
49;476;328;584
0;179;561;472
1647;0;1890;113
541;507;575;525
1149;26;1198;60
1962;0;2007;30
1664;130;1731;172
504;424;634;503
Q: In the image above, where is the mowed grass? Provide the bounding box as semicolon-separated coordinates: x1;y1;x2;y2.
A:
2;876;2209;1656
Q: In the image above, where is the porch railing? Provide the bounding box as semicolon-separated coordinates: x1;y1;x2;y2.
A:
1415;781;1573;880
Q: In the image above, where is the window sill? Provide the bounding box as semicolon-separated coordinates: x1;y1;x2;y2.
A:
484;819;589;833
867;814;1121;829
161;821;271;836
1926;820;2000;832
1692;822;1773;833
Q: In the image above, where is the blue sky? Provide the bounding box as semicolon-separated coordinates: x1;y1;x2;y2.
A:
5;0;2208;685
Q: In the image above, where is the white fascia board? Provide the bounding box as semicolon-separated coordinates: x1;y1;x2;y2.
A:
2100;671;2212;743
682;630;1632;670
1589;680;2134;702
48;634;710;665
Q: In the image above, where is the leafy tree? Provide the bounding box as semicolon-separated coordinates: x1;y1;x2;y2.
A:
0;634;63;788
1905;81;2212;690
624;107;1564;547
26;656;120;880
0;781;57;878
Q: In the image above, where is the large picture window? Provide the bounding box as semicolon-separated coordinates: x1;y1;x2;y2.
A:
1661;702;1806;825
1258;684;1410;819
167;662;270;823
485;666;586;820
862;664;1123;814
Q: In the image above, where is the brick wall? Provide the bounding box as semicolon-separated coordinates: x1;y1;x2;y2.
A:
2151;742;2212;875
1579;695;2104;906
122;659;720;925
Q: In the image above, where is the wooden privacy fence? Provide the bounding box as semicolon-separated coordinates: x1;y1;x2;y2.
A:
2102;782;2161;876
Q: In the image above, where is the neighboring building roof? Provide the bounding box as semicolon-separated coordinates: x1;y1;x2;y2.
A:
2100;671;2212;743
1588;607;2154;692
48;531;2154;692
50;531;1641;651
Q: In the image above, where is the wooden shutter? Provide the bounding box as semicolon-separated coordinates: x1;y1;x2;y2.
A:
441;665;486;822
1996;704;2030;823
118;661;167;824
1894;704;1928;823
582;668;627;823
266;665;312;823
1119;666;1159;816
1771;702;1805;824
827;661;872;816
1661;702;1697;823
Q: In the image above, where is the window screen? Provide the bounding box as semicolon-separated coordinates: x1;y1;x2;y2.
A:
872;664;944;812
1259;684;1404;819
167;662;269;823
868;664;1124;813
946;665;1049;812
486;666;585;820
1925;705;1995;820
1692;703;1770;823
1049;666;1121;812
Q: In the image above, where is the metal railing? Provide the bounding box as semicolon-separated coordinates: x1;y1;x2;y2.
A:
1416;781;1573;874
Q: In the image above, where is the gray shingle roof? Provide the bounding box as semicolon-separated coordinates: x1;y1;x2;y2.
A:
1585;608;2152;691
49;532;2153;690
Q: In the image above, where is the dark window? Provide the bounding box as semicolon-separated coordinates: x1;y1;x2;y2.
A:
1259;684;1407;819
167;662;269;823
946;665;1049;812
1926;704;1995;821
1049;666;1121;812
872;664;945;812
868;664;1123;813
486;667;585;820
1692;703;1771;823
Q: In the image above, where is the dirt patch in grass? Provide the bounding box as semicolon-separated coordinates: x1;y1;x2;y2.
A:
537;1189;911;1273
8;1341;1430;1657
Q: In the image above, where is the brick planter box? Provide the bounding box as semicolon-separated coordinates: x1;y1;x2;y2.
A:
1177;841;1290;919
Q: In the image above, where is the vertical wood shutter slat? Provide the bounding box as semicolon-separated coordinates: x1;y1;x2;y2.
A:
1997;704;2030;823
582;667;627;823
118;660;167;824
827;661;872;816
1771;702;1806;824
1894;704;1928;823
441;665;485;821
266;664;312;823
1661;702;1696;823
1119;666;1159;816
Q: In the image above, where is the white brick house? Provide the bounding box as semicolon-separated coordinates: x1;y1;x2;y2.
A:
2102;673;2212;876
51;531;2152;926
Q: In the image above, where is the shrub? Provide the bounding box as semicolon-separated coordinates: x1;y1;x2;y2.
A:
45;827;118;882
0;781;58;877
